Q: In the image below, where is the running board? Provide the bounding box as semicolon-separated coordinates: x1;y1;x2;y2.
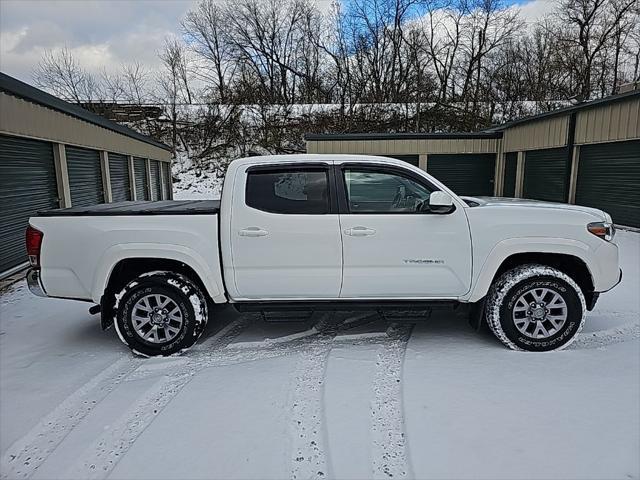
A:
234;300;458;314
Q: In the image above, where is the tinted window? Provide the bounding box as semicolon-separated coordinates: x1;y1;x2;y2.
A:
343;169;433;213
246;169;330;214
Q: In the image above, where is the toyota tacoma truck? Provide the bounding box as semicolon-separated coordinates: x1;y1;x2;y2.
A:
26;154;622;355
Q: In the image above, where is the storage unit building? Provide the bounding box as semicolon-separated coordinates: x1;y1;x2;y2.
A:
306;88;640;227
0;73;173;278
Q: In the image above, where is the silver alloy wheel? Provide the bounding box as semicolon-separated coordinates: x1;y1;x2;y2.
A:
512;287;568;339
131;294;183;344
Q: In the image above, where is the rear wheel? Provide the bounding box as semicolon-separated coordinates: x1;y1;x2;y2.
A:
485;265;586;351
114;271;208;356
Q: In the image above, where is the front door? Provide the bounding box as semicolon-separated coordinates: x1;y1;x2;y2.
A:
229;163;342;299
338;164;472;298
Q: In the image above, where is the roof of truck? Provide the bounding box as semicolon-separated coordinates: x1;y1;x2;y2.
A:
36;200;221;217
236;153;411;166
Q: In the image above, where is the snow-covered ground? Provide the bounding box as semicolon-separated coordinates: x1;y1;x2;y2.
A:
1;231;638;480
172;170;222;201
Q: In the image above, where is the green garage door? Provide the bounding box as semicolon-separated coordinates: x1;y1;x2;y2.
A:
0;135;59;273
384;155;419;167
427;154;495;196
66;146;104;207
149;160;161;200
109;153;131;202
134;157;148;200
523;148;569;203
502;152;518;197
576;140;640;227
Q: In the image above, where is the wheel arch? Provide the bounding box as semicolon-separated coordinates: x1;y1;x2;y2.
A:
98;257;214;330
467;238;596;306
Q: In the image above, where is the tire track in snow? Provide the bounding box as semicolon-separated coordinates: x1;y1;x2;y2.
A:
288;313;401;480
371;323;413;479
65;317;253;479
0;356;142;480
289;316;335;480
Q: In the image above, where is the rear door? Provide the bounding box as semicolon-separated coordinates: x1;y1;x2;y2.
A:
229;163;342;299
338;163;472;298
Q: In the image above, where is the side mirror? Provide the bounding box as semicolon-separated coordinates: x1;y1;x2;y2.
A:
428;191;455;214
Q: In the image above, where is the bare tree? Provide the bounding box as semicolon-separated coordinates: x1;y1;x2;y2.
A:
556;0;638;99
183;0;234;103
34;47;101;103
158;38;192;156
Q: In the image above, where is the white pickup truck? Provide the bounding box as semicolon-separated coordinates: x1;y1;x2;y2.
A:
26;154;622;355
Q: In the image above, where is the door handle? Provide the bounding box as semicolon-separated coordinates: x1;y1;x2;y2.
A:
239;227;269;237
344;226;376;237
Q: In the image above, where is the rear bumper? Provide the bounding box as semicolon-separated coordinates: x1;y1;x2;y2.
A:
26;268;47;297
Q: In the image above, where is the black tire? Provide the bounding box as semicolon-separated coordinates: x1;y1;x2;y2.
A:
113;271;208;356
485;264;586;351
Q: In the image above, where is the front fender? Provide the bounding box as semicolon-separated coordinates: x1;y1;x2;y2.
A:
91;243;225;304
464;237;595;303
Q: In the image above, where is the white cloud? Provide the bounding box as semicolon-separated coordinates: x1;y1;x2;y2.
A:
517;0;555;24
0;0;198;83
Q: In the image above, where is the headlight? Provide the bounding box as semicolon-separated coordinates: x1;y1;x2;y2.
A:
587;222;615;241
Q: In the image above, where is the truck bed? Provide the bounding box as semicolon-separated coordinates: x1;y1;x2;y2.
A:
36;200;221;217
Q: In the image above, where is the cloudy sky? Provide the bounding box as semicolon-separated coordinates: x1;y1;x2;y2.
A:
0;0;554;86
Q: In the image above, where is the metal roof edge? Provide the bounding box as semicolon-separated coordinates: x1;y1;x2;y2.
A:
304;132;503;141
0;72;171;152
490;89;640;131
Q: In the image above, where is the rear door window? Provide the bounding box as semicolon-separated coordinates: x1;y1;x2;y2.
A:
246;168;330;214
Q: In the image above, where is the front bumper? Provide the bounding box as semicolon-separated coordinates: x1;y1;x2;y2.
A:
588;269;622;311
603;268;623;292
26;268;47;297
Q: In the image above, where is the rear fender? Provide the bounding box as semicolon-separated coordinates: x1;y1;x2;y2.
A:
91;243;225;304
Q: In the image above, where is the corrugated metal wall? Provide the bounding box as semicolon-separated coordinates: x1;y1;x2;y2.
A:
109;152;131;202
66;146;104;207
502;116;569;152
0;92;171;162
306;138;499;155
0;134;59;272
134;157;148;200
575;96;640;145
383;155;419;166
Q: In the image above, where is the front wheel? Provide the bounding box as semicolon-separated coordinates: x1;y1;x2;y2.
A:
114;271;209;356
485;265;586;351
